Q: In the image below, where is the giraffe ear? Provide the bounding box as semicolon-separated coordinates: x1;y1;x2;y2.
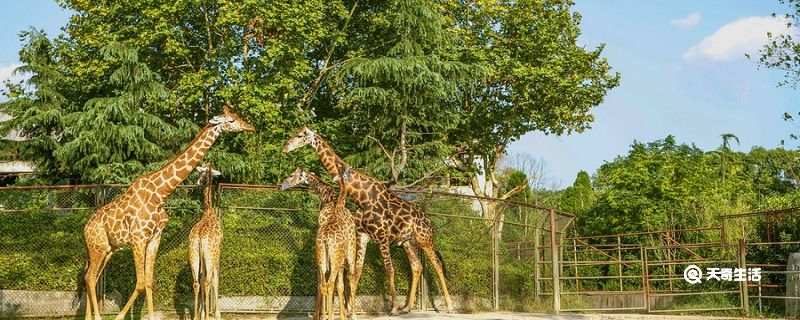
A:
223;104;234;115
210;168;222;176
196;166;208;173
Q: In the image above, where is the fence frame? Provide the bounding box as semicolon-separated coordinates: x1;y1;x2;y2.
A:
0;183;574;317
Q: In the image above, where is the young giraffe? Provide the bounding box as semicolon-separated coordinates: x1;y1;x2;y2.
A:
279;167;357;320
82;106;254;320
189;163;223;320
282;126;454;315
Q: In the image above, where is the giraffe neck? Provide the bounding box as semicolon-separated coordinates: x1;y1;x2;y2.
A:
314;138;346;177
147;125;223;197
202;175;215;219
305;173;337;204
312;135;390;206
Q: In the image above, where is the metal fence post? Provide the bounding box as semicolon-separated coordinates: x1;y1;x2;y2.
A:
98;185;106;312
534;224;541;302
419;248;428;312
738;239;749;315
617;235;623;291
643;247;650;313
549;208;560;314
493;215;500;310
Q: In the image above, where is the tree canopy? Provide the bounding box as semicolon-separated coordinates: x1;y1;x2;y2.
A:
575;136;800;242
2;0;618;189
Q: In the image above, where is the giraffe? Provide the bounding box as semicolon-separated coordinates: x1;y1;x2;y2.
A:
188;163;223;320
82;105;254;320
282;126;454;315
279;166;357;320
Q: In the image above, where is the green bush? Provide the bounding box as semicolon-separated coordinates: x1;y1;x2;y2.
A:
0;186;539;313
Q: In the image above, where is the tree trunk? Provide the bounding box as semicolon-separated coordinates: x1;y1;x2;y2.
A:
399;109;408;181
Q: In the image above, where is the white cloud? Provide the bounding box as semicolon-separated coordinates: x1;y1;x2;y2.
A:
0;64;22;84
671;12;701;27
0;64;24;103
0;63;24;93
684;16;795;62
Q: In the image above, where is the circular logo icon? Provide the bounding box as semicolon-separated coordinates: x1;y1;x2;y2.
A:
684;264;703;284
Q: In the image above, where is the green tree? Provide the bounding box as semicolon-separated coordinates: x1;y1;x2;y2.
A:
560;171;593;215
55;44;196;183
586;136;718;237
752;0;800;88
580;135;800;242
753;0;800;147
0;29;69;179
54;0;351;182
447;0;620;222
327;0;483;184
5;1;618;189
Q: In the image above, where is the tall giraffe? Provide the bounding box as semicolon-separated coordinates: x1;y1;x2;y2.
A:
279;167;357;320
189;163;223;320
82;106;254;320
282;126;454;315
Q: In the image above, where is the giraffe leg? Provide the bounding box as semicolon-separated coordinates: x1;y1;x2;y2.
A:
346;236;360;320
314;275;324;320
376;241;398;315
347;233;369;319
115;244;147;320
144;231;164;320
400;240;422;314
84;221;111;320
314;245;327;320
212;263;220;319
313;284;322;320
85;250;110;320
337;269;346;320
420;242;453;313
326;262;338;320
189;238;201;320
203;239;213;320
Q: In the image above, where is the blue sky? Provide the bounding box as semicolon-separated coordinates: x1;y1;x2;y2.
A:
1;1;798;188
508;0;799;187
0;1;68;74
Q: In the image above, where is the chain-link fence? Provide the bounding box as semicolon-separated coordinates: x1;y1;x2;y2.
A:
0;184;571;317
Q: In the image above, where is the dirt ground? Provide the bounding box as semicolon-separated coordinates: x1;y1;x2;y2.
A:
217;311;776;320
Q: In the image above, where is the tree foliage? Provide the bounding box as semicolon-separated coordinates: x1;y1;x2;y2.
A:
578;136;800;241
327;0;484;184
560;171;593;216
3;0;617;190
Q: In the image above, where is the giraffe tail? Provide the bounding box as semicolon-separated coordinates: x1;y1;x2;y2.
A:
72;260;89;308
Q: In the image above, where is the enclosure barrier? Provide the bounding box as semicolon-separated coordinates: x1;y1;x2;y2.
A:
0;183;572;317
4;183;800;318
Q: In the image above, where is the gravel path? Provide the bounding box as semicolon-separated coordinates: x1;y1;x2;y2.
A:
216;311;772;320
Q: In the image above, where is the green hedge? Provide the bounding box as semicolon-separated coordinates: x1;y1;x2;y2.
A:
0;186;539;312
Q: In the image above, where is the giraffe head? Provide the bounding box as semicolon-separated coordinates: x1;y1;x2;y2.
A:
195;163;222;185
209;105;256;132
279;167;310;191
281;125;317;153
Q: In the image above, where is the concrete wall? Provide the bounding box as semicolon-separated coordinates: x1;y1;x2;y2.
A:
0;290;490;317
